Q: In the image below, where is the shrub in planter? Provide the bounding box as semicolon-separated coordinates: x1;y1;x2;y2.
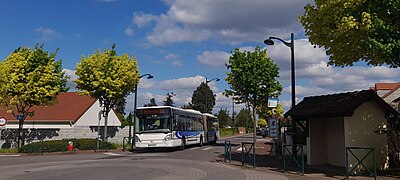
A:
77;139;116;150
19;140;67;153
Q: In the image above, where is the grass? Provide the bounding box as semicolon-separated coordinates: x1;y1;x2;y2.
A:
0;148;19;153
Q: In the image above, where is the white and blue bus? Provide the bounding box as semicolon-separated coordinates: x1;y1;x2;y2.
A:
135;106;219;149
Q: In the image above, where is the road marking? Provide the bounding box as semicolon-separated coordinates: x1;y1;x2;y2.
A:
0;154;21;157
236;147;242;152
190;147;200;150
201;147;212;151
133;153;166;157
104;152;122;156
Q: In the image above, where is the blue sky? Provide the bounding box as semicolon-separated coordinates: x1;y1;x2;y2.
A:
1;0;400;114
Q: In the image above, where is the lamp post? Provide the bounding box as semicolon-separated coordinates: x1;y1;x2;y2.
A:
132;73;153;149
205;77;220;113
264;33;296;142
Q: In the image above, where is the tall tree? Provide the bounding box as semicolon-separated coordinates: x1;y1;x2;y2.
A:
114;97;126;115
235;109;253;130
0;45;68;147
163;92;175;106
300;0;400;67
191;82;216;113
225;46;282;143
216;108;231;128
75;45;139;141
144;98;157;107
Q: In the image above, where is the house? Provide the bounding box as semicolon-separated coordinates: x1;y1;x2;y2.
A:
371;82;400;111
285;90;399;170
0;92;129;148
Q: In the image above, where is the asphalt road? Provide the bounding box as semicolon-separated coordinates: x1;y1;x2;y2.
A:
0;135;289;180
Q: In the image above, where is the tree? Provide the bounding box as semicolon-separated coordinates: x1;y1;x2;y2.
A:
114;97;126;115
225;46;282;143
191;82;216;113
75;45;139;141
257;118;267;127
144;98;157;107
235;109;253;131
216;108;231;128
181;103;193;109
0;44;68;147
163;92;175;106
300;0;400;67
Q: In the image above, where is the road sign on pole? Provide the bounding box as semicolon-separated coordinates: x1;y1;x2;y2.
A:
268;98;278;108
0;117;8;129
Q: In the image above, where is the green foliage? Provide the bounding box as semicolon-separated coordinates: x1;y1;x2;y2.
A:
225;46;282;111
235;109;253;130
0;44;68;116
19;139;116;153
191;82;216;113
257;103;284;120
220;127;239;138
216;108;232;128
0;44;68;147
75;46;139;114
300;0;400;67
257;118;267;127
76;138;115;150
163;92;175;106
122;112;133;126
0;148;19;153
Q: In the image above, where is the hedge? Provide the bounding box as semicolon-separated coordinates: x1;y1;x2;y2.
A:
220;127;240;138
19;138;116;153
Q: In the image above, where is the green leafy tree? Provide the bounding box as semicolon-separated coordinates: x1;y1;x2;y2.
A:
257;118;267;127
300;0;400;67
235;109;253;131
225;46;282;143
181;103;193;109
0;45;68;147
217;108;231;128
115;97;126;115
163;92;175;106
191;82;216;113
75;45;139;141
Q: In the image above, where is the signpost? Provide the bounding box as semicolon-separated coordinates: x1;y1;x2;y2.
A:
0;117;7;129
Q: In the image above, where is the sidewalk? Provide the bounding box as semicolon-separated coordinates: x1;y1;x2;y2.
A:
215;137;397;180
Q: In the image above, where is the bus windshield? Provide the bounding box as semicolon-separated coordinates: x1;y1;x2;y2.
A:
137;108;171;133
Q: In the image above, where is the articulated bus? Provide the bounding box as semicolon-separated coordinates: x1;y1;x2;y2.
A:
135;106;219;149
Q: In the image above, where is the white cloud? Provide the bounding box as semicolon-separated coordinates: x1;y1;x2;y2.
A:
133;0;312;45
63;69;77;91
35;27;61;41
165;53;183;67
133;12;158;28
124;27;134;36
197;51;230;67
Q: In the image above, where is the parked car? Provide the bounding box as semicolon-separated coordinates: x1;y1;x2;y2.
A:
261;128;269;138
256;127;262;136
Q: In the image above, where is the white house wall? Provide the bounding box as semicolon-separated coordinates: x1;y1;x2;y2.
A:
344;101;389;170
75;100;121;126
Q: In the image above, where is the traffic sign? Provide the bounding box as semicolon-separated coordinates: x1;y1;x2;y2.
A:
268;98;278;108
0;117;7;129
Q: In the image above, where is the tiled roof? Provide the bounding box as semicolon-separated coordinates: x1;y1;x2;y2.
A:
0;92;96;123
382;83;400;99
373;83;400;91
284;90;399;119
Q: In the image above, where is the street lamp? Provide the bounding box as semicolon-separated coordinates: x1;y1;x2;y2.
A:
264;33;296;142
132;73;153;149
205;77;220;113
264;33;295;110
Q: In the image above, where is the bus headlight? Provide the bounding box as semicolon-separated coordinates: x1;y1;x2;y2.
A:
135;135;141;143
163;134;172;142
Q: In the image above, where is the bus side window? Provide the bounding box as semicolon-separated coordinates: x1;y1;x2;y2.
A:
173;115;179;131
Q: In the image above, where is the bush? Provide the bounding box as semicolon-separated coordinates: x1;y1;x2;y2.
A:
220;127;240;138
19;138;116;153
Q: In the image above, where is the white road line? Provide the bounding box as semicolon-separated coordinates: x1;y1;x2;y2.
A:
104;152;122;156
201;147;213;151
190;147;200;150
0;154;21;157
236;147;242;152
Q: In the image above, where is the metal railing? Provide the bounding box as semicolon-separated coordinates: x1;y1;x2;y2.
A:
122;137;132;151
345;147;376;180
241;142;255;168
283;144;304;175
224;140;232;163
